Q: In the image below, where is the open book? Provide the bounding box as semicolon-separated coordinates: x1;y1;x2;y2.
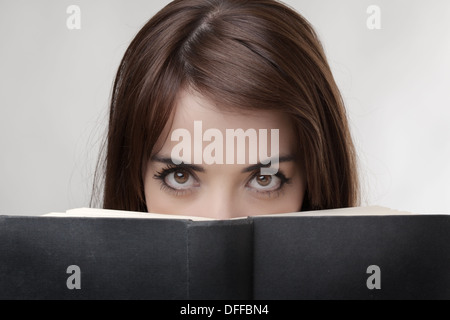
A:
1;206;449;300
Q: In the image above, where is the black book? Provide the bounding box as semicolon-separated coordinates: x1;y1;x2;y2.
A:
1;206;449;300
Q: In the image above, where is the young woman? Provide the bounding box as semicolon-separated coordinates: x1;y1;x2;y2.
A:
92;0;359;219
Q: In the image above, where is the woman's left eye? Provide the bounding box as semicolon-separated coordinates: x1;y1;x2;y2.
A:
247;174;282;191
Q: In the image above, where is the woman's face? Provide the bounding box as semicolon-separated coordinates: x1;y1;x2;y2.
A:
144;89;305;219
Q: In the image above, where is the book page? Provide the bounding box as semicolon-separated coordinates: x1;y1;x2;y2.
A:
275;206;448;216
43;207;215;221
42;206;446;221
258;206;422;218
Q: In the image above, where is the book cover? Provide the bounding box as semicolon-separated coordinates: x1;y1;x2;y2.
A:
1;206;449;300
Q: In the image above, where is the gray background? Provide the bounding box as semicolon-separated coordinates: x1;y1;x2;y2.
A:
1;0;449;215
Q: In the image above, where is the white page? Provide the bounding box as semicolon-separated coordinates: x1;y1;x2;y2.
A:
40;205;445;221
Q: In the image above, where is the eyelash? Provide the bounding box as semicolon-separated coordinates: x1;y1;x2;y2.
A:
153;165;291;198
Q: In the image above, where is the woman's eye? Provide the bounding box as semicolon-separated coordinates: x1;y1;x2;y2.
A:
247;174;281;191
165;170;199;190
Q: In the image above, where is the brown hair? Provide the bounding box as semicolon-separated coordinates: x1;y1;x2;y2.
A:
91;0;359;212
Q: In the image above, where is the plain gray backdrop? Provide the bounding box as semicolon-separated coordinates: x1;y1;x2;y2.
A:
1;0;449;215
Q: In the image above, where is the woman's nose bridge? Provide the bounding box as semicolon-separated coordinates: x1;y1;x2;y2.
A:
203;185;241;220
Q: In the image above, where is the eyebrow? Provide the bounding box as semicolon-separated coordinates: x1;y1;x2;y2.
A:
151;156;206;173
241;155;296;173
151;155;296;174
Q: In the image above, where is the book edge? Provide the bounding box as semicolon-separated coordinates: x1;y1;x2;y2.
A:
37;205;446;221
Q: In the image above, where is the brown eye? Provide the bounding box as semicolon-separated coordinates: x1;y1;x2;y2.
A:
174;170;189;184
163;169;199;190
247;174;281;192
256;175;272;187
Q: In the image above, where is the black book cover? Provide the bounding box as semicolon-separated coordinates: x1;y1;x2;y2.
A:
252;215;450;299
0;215;253;300
1;207;449;300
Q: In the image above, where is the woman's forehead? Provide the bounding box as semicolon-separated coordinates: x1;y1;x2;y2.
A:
150;89;298;161
171;89;293;130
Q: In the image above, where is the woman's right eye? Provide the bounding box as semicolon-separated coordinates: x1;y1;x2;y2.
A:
164;169;200;190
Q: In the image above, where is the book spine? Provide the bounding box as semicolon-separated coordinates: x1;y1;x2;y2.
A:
187;219;253;299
